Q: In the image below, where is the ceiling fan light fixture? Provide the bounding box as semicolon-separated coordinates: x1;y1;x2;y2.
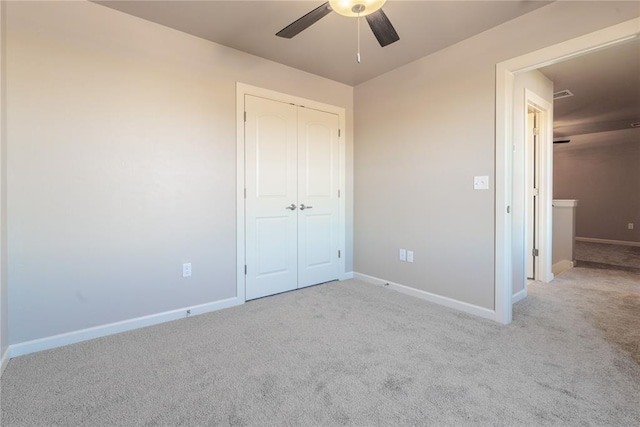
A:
329;0;387;17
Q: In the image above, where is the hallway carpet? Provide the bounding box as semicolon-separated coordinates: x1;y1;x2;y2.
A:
575;240;640;271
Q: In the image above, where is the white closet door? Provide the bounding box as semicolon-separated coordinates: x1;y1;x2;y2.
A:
297;107;340;288
245;95;298;300
245;97;340;300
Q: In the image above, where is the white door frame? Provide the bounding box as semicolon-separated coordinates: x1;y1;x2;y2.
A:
236;83;347;303
494;17;640;324
525;107;537;281
524;90;553;286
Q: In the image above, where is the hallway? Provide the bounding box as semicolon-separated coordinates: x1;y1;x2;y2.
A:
575;240;640;272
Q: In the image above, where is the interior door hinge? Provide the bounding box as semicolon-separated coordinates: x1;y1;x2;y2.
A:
244;265;247;275
244;111;247;122
338;129;341;137
532;249;539;257
338;250;341;258
338;189;341;198
533;128;539;136
244;188;247;198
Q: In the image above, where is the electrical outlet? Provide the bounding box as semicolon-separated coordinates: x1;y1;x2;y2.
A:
182;262;192;278
399;249;407;262
629;223;634;230
407;251;414;263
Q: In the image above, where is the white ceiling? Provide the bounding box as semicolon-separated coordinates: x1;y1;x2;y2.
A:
96;0;550;86
95;1;639;139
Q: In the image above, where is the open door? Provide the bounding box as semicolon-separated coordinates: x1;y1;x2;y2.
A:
526;107;541;280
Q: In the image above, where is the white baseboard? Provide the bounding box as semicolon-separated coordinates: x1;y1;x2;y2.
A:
9;297;244;359
353;272;496;321
1;346;9;377
576;237;640;247
340;271;354;280
512;288;527;304
552;259;575;275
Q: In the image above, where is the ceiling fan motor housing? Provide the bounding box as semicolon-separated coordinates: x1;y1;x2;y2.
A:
329;0;387;17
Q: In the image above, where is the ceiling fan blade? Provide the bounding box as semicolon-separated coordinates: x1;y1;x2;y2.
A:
276;2;332;39
365;9;399;47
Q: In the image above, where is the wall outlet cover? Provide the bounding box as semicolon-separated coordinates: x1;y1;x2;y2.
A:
182;263;192;278
474;176;489;190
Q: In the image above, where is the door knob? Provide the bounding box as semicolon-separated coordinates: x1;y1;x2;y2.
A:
286;204;297;210
299;204;313;210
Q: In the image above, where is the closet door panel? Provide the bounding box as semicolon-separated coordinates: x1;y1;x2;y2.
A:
245;95;298;300
297;107;340;288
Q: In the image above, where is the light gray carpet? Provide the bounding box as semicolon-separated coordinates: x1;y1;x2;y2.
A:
575;240;640;270
2;269;640;426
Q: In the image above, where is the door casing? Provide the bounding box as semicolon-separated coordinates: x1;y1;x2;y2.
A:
525;108;538;280
524;92;553;286
236;83;347;303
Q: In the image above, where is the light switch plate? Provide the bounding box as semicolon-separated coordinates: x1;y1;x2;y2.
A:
399;249;407;262
407;251;414;263
474;176;489;190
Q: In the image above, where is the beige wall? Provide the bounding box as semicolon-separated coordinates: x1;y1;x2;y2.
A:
5;0;640;349
511;71;553;296
6;1;353;345
554;129;640;243
552;201;578;266
354;1;639;310
1;0;7;365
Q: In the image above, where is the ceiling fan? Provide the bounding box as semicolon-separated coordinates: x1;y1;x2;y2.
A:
276;0;400;49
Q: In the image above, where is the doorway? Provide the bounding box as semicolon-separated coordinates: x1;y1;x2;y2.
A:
526;107;539;280
494;17;640;324
236;84;347;302
524;93;552;282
